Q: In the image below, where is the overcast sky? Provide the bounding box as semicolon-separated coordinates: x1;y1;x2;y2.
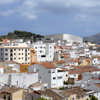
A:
0;0;100;37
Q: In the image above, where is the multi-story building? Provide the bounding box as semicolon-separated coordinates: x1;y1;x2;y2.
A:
32;42;54;62
0;43;30;64
28;62;68;88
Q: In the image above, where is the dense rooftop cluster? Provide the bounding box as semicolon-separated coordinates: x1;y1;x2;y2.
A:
0;33;100;100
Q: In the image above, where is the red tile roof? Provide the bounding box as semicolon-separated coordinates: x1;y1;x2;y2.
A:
38;62;57;69
69;66;100;74
55;60;66;64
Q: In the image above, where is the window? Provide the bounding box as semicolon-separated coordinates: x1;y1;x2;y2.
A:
5;48;8;51
8;95;11;100
10;58;13;61
3;95;6;99
61;56;64;58
81;95;84;98
89;95;92;98
72;98;74;100
48;70;51;73
66;98;68;100
10;49;13;52
52;70;55;73
77;96;80;99
25;49;27;52
5;53;8;56
41;55;46;57
14;53;16;55
53;77;56;80
19;53;20;55
5;58;8;60
25;58;27;61
58;76;62;79
40;50;42;53
14;49;16;51
44;87;47;89
10;54;13;56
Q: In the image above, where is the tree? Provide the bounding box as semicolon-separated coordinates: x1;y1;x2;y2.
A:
91;42;95;44
0;30;44;41
35;97;50;100
0;38;2;42
84;40;88;43
63;81;68;85
90;95;98;100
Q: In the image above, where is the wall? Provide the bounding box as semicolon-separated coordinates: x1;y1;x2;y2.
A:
12;89;24;100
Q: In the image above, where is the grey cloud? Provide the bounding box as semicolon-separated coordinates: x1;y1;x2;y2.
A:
1;0;100;19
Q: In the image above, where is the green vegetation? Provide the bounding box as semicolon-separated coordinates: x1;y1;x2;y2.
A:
0;30;44;42
87;95;98;100
90;95;98;100
63;81;68;85
0;38;2;42
84;40;88;43
35;97;51;100
63;78;75;85
59;86;68;90
91;42;95;44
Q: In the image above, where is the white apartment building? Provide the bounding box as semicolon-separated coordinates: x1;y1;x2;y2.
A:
32;42;54;62
28;62;68;88
0;43;30;64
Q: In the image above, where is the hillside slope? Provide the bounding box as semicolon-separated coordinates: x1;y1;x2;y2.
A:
0;30;44;42
83;33;100;44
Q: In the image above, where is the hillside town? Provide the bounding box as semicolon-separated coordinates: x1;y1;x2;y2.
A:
0;33;100;100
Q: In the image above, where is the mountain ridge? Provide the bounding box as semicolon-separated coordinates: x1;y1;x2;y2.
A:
83;33;100;44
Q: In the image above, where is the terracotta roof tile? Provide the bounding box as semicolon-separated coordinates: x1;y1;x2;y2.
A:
69;66;100;74
38;62;57;69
